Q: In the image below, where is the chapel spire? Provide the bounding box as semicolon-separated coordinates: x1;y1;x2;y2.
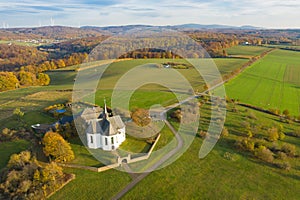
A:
104;98;109;119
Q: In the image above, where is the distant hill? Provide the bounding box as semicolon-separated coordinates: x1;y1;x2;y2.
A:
1;24;299;41
2;26;105;40
81;24;262;33
166;24;261;30
81;24;153;33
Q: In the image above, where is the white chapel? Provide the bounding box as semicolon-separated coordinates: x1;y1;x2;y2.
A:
84;102;126;151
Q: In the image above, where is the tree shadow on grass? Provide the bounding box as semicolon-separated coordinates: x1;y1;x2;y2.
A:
274;170;300;182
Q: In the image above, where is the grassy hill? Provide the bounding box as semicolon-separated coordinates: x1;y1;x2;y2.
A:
49;100;300;199
1;56;299;199
121;101;300;199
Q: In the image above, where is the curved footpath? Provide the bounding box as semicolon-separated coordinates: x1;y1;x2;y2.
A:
112;120;183;200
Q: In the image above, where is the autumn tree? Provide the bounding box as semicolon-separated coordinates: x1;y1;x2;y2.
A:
13;108;24;124
278;124;285;140
203;83;210;91
221;127;229;137
37;73;50;86
7;151;31;170
42;131;75;162
268;127;279;142
0;72;19;91
0;151;66;199
18;71;36;86
0;128;17;141
131;108;151;127
170;109;182;122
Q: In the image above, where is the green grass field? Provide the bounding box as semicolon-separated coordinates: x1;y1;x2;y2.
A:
264;44;300;50
49;168;132;200
122;100;300;200
0;57;247;129
1;55;300;199
221;49;300;116
0;140;30;169
94;58;248;90
226;45;271;58
78;58;247;110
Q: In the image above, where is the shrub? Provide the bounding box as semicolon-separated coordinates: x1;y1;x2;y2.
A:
221;127;229;137
276;152;287;160
7;151;32;170
281;143;296;157
275;161;291;171
283;109;290;116
288;129;300;138
236;138;255;152
268;127;279;142
251;125;261;135
223;152;238;161
248;112;257;120
232;107;238;113
255;146;274;163
240;121;250;130
247;130;253;138
254;139;267;148
279;132;285;140
198;130;207;138
170;109;182;122
269;108;280;115
0;128;17;142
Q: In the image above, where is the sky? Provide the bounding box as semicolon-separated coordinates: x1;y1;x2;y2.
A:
0;0;299;28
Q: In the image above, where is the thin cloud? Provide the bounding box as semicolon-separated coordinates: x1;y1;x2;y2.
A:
0;0;299;28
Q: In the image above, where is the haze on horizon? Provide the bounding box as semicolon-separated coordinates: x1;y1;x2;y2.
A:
0;0;299;29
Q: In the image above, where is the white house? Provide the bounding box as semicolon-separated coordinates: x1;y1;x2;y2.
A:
85;103;126;151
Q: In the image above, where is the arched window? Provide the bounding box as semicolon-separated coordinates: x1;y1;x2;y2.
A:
105;137;108;145
90;135;93;144
111;137;114;144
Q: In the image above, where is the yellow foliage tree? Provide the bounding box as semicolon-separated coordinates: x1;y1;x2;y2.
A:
42;131;75;163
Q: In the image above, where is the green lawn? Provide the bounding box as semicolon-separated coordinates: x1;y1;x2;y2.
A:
220;49;300;116
68;138;104;167
0;140;30;169
49;168;132;200
118;135;151;158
